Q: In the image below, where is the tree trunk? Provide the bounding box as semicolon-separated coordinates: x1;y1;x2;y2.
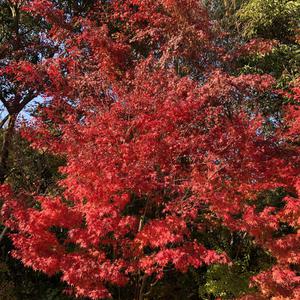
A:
0;114;17;184
138;275;147;300
0;114;16;243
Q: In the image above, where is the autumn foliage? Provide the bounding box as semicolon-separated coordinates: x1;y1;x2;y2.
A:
1;0;299;299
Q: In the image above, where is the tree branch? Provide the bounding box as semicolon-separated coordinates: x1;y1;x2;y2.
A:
0;114;9;128
0;226;8;243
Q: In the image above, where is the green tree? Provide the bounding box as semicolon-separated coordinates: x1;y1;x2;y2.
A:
238;0;300;42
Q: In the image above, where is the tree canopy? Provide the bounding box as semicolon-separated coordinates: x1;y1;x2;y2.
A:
0;1;299;299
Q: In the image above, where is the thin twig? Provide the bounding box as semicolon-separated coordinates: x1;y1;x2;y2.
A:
0;226;8;243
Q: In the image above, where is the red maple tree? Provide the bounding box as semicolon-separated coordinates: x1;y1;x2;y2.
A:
1;1;299;299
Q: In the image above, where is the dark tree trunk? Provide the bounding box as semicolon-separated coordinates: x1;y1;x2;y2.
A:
0;113;17;184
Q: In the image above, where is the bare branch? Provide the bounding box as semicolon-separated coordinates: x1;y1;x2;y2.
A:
0;226;8;243
0;114;9;128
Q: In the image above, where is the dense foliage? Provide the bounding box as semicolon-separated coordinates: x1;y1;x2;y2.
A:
0;0;299;299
